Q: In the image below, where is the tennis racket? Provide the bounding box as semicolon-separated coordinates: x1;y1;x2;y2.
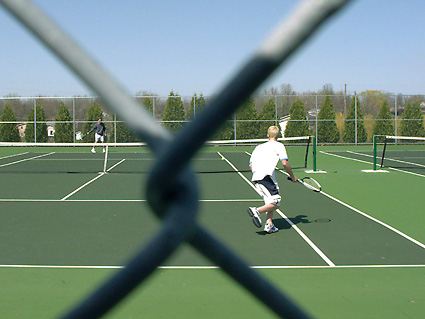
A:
288;176;321;192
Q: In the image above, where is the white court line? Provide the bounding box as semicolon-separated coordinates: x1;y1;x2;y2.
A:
347;150;425;174
320;191;425;250
5;153;424;270
275;208;335;266
61;173;106;200
0;151;29;160
60;159;127;200
106;158;126;172
378;154;425;169
288;152;425;250
320;150;372;165
321;150;425;178
0;152;55;168
250;150;425;256
1;264;424;270
218;151;335;267
0;198;262;202
346;150;374;158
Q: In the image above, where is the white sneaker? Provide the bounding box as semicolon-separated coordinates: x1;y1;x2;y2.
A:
264;224;279;234
102;148;106;153
91;148;96;153
247;207;262;228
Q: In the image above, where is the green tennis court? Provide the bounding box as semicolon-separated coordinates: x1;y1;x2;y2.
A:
1;144;424;318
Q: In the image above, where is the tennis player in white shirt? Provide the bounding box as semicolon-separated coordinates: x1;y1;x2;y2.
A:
247;126;297;233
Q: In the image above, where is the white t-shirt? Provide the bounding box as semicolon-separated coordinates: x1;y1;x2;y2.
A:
249;140;288;182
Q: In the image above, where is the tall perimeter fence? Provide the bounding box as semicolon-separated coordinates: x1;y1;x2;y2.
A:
0;93;424;144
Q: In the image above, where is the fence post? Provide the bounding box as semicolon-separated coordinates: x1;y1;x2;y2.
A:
233;112;237;141
114;112;117;144
315;95;318;144
152;96;155;119
34;99;37;143
354;92;358;145
313;135;317;172
275;95;278;126
193;95;196;119
72;98;76;143
373;135;377;170
394;95;398;137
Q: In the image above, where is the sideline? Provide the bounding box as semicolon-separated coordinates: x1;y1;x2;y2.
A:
218;151;336;267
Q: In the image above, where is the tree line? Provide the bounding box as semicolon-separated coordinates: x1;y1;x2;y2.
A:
147;91;425;143
0;91;424;143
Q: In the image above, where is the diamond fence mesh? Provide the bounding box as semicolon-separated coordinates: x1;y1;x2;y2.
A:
1;0;353;318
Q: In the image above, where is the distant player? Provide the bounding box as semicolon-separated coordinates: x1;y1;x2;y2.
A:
87;118;107;153
247;126;297;233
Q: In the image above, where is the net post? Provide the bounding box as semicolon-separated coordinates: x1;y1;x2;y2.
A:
373;135;377;170
380;136;388;169
304;136;311;168
312;136;317;172
103;144;109;173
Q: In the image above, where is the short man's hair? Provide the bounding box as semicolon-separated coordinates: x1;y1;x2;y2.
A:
267;126;280;139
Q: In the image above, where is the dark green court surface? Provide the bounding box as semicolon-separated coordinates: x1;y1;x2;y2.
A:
1;146;425;318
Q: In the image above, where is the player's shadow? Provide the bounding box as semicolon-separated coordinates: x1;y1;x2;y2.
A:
256;215;311;235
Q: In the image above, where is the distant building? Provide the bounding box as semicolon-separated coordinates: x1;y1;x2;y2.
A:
17;124;26;140
47;125;55;137
17;123;56;141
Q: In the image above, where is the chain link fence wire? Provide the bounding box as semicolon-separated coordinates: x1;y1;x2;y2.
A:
0;0;352;317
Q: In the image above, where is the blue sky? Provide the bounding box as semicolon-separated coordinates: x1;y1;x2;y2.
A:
0;0;424;97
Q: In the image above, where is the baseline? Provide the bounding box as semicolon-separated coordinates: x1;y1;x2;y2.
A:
0;198;262;203
0;264;424;270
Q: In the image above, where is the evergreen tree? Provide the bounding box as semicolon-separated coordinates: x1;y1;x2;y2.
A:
108;96;151;142
211;116;234;140
236;97;258;139
0;104;20;142
112;121;141;143
141;96;154;116
83;102;104;136
373;100;394;142
342;96;368;143
400;99;425;137
25;104;48;142
258;98;276;137
162;91;185;132
136;91;155;118
186;93;206;121
54;102;73;142
317;96;340;143
284;98;309;139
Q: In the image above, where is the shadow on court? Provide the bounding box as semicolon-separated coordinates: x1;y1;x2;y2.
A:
256;214;314;235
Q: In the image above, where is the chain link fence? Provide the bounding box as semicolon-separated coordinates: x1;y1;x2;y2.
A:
1;94;424;144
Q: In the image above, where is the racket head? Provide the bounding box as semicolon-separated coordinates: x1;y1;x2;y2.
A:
300;177;321;192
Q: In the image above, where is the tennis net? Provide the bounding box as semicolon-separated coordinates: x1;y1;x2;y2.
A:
377;136;425;170
0;136;312;174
